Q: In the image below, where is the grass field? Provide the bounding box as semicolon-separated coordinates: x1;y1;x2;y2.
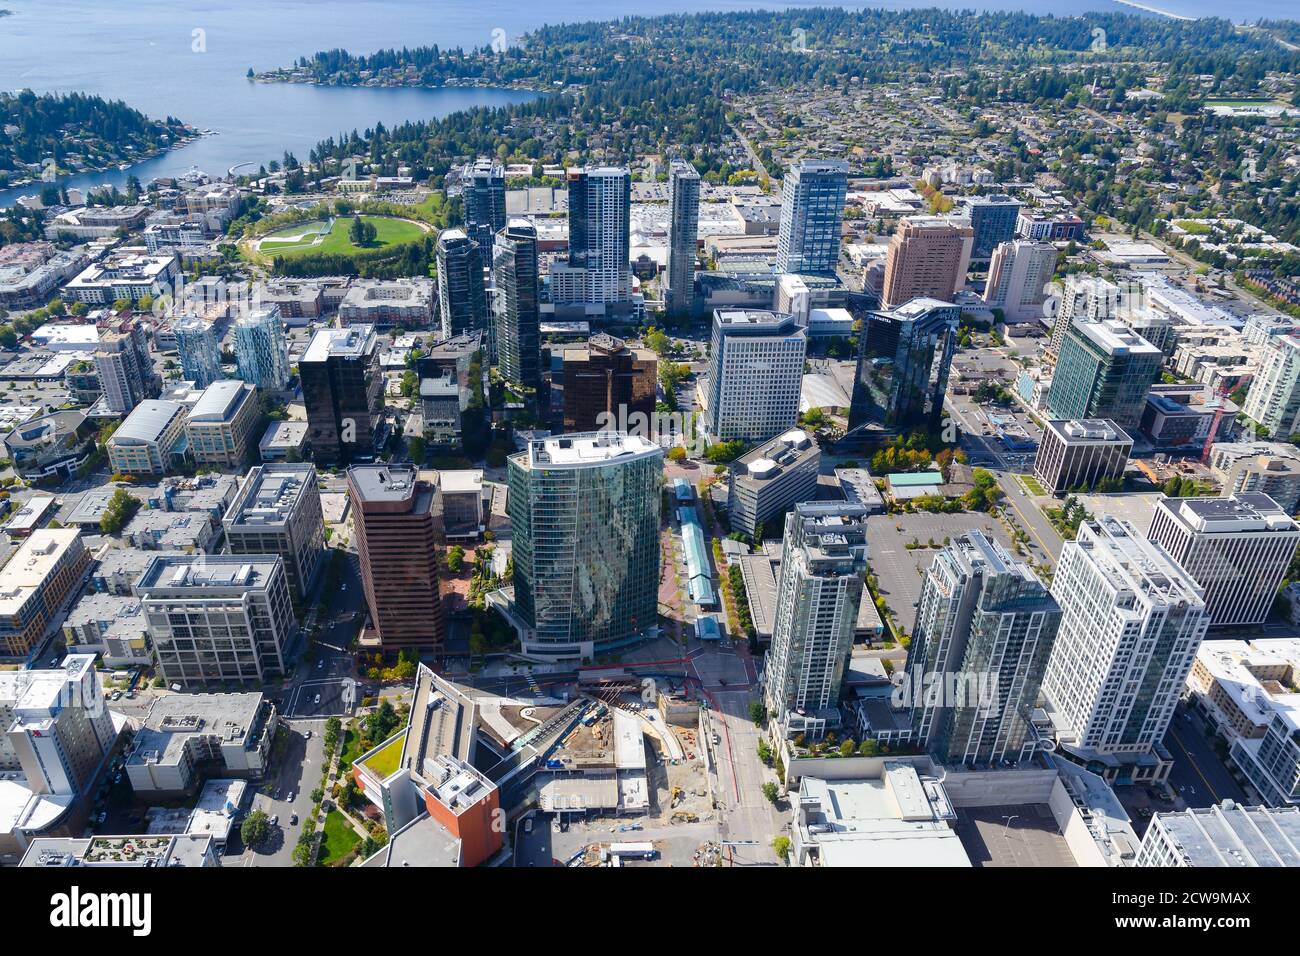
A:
319;810;362;866
256;215;425;259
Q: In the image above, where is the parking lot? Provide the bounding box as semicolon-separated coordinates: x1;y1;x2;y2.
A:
866;512;1018;633
953;804;1076;867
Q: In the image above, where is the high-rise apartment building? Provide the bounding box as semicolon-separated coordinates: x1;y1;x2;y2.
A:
506;433;662;659
348;465;446;653
982;239;1056;322
233;304;290;391
436;228;488;339
1209;441;1300;513
880;216;974;309
173;316;222;389
905;532;1061;766
184;379;259;469
704;309;807;443
1048;275;1119;358
94;320;157;415
137;554;297;688
665;160;701;317
561;333;656;434
1041;516;1208;785
1148;493;1300;628
0;529;91;658
848;298;959;435
762;502;869;741
224;463;326;603
1244;334;1300;438
775;160;849;276
1046;319;1163;429
461;158;506;258
561;166;632;308
965;194;1022;260
493;219;541;392
299;324;382;464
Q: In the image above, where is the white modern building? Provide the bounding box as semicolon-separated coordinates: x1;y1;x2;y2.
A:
1041;516;1208;785
763;502;870;741
704;309;807;442
1243;334;1300;438
106;399;188;475
1148;493;1300;628
982;239;1056;322
726;428;820;540
184;379;259;469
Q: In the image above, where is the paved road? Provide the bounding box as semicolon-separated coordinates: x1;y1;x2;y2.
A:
224;723;327;867
1164;707;1249;809
705;687;782;866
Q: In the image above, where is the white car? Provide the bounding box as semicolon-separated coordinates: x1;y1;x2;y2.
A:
314;693;321;705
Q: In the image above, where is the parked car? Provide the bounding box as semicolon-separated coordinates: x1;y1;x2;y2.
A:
289;813;298;826
270;815;279;827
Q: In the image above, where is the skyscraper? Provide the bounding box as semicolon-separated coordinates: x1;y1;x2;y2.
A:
665;160;700;317
561;333;657;434
233;305;290;391
904;532;1061;766
1147;493;1300;628
561;166;632;309
348;465;446;653
1244;334;1300;438
299;325;383;464
173;316;222;389
762;502;869;741
880;216;974;309
1041;516;1208;785
965;194;1021;260
493;218;541;392
507;432;662;658
704;310;807;443
982;239;1056;322
95;323;156;415
1047;275;1119;358
1046;319;1163;428
461;158;506;257
775;159;849;276
436;228;488;339
848;298;959;435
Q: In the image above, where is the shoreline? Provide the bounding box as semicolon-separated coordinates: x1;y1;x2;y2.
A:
1;129;204;196
1112;0;1196;21
251;72;547;97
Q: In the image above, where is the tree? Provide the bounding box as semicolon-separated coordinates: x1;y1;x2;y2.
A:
749;701;767;726
666;446;686;463
241;809;270;848
761;781;780;804
772;835;791;862
446;545;466;573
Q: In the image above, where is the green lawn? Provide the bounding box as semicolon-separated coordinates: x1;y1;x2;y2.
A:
1020;475;1048;496
339;724;363;770
358;731;405;780
319;810;361;866
257;215;424;258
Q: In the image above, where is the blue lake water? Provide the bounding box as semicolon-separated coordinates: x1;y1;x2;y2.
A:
1;0;1295;205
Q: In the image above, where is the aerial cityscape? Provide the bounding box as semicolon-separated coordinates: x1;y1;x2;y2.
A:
1;0;1300;910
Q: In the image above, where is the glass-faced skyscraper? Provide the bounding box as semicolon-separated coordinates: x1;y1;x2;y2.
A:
174;316;222;388
233;304;290;391
775;159;848;276
848;298;959;435
905;532;1061;766
493;218;541;392
762;502;869;741
436;228;488;339
507;432;663;659
461;158;506;257
665;160;700;317
1046;319;1163;429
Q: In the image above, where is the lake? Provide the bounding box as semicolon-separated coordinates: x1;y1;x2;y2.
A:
1;0;1295;205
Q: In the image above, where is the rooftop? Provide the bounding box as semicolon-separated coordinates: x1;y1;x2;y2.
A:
187;380;254;424
112;400;185;445
1153;803;1300;867
1158;493;1299;535
225;463;317;527
1048;419;1133;445
301;324;376;364
516;431;662;469
135;554;281;593
0;529;83;616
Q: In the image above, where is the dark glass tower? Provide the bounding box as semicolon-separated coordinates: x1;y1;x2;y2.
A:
493;218;541;392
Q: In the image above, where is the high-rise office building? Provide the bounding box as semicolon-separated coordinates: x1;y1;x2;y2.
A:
1041;516;1208;785
1034;419;1133;495
848;298;959;435
461;158;506;257
775;160;848;276
173;316;222;389
982;239;1056;322
561;333;656;434
299;325;383;464
224;463;326;603
436;228;488;339
704;309;807;443
965;194;1021;260
94;320;158;415
665;160;700;317
348;465;446;653
507;433;662;658
493;219;541;391
233;305;290;391
562;166;632;308
1046;319;1163;429
762;502;869;741
881;216;974;309
137;554;297;688
1148;493;1300;628
905;532;1061;766
1244;334;1300;438
1048;275;1119;358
